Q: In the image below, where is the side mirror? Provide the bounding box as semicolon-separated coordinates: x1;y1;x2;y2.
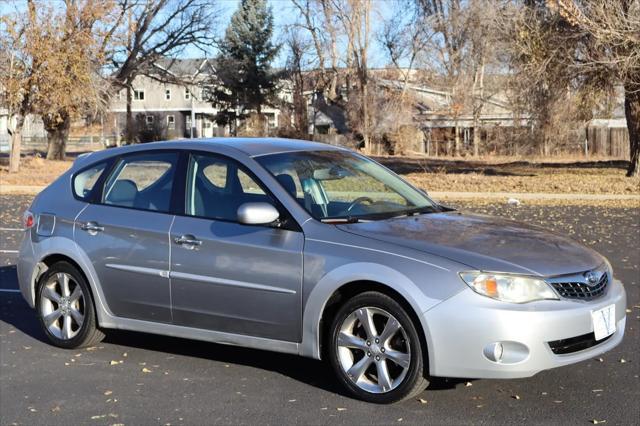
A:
237;202;280;226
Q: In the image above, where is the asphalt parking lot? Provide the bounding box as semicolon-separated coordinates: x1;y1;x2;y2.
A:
1;195;638;425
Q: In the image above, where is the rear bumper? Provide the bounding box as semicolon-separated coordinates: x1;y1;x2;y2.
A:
424;279;626;379
17;230;36;308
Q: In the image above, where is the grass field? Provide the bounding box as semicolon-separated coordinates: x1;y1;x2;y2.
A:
1;154;638;206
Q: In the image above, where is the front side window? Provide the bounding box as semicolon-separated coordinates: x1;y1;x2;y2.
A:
73;162;107;200
103;152;178;212
257;150;437;220
167;115;175;130
186;154;269;221
165;88;171;100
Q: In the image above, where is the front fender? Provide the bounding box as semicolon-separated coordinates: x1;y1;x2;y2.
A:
300;262;443;362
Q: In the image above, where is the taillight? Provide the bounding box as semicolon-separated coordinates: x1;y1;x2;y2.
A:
23;210;35;229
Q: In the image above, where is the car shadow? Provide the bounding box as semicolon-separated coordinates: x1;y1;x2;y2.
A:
1;284;471;398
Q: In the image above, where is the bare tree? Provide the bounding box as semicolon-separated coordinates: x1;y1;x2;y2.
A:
333;0;373;152
283;28;311;138
290;0;340;100
547;0;640;175
106;0;219;143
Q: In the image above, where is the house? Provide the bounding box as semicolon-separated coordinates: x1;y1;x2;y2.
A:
108;58;288;141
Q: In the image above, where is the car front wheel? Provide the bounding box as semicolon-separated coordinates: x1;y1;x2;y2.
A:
328;291;429;403
36;261;104;349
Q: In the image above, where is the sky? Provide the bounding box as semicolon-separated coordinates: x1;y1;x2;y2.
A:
0;0;398;68
187;0;397;68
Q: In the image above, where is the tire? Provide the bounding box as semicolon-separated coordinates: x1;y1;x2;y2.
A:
328;291;429;403
36;261;104;349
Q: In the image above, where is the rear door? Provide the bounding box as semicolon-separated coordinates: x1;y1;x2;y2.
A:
169;152;304;342
75;151;179;323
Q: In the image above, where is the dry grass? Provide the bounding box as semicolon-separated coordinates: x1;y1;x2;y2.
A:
375;156;640;196
1;154;638;201
0;156;72;186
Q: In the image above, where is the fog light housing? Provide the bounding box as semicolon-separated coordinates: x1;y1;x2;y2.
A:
484;342;504;362
483;341;530;364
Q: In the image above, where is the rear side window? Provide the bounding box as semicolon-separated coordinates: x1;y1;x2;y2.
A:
103;152;178;213
73;162;107;200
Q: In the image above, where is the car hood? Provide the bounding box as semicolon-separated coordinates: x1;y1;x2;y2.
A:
337;212;603;276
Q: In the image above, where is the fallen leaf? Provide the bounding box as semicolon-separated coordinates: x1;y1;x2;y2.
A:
397;418;403;422
51;406;61;413
122;352;127;357
109;360;120;366
596;358;604;362
591;420;607;424
465;382;473;387
104;390;113;396
620;359;627;363
91;414;106;420
337;407;347;411
591;389;603;393
512;395;521;400
142;367;152;373
417;398;428;404
288;399;296;402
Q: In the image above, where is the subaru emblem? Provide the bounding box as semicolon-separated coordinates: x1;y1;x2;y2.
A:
585;271;598;286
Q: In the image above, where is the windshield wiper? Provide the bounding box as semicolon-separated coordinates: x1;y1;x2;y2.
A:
321;216;360;224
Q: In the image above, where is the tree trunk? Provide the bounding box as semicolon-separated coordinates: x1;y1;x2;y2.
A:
45;115;71;160
8;115;25;173
625;84;640;177
125;83;135;144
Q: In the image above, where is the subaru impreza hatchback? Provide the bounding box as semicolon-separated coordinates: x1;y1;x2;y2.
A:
18;138;626;403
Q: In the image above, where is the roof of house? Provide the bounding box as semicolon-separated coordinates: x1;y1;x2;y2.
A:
151;58;215;79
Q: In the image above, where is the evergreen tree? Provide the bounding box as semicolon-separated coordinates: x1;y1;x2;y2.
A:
211;0;280;131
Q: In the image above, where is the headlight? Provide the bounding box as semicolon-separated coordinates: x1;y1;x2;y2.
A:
459;272;559;303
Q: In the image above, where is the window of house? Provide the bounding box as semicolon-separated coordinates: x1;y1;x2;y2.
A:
165;89;171;100
184;89;190;100
167;115;175;130
146;115;154;127
115;91;122;101
134;89;145;101
103;152;178;213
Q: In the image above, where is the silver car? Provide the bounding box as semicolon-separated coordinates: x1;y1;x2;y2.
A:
17;138;626;403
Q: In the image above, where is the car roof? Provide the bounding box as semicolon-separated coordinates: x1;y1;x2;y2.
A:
73;137;346;169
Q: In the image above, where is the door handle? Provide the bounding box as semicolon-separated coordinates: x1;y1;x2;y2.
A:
80;221;104;234
174;234;202;248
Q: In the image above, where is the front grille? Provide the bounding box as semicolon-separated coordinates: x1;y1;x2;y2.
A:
548;332;613;355
550;273;608;300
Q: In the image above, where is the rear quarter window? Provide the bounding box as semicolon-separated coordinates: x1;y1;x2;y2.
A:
73;162;107;200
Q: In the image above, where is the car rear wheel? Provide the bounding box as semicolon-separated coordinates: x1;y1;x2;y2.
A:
36;261;104;349
328;291;429;403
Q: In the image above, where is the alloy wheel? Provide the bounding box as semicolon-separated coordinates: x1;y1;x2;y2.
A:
336;306;411;394
39;272;85;340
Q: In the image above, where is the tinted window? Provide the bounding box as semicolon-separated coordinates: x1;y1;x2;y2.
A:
103;152;178;212
73;162;107;200
186;154;270;221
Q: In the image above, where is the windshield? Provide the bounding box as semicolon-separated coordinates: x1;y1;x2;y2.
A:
256;150;437;221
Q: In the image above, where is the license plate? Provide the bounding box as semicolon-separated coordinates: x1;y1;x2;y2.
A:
592;304;616;341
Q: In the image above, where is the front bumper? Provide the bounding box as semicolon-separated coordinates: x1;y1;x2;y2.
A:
423;278;626;379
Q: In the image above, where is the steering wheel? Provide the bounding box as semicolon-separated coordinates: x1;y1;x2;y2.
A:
346;196;375;213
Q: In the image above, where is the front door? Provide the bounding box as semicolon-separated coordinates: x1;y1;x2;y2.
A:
169;152;304;342
75;151;179;323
